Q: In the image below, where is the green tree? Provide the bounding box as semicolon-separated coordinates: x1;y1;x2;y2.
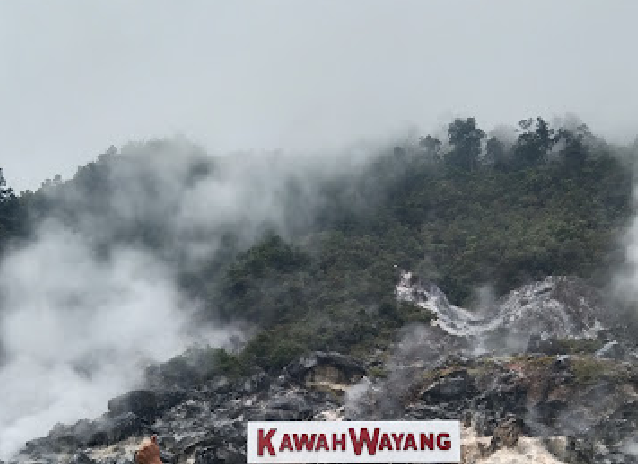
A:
0;168;26;254
419;135;442;162
0;168;14;201
446;118;485;171
485;136;507;168
555;123;591;168
513;117;555;166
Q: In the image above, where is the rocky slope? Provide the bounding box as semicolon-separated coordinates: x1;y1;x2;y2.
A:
396;272;609;341
8;274;638;464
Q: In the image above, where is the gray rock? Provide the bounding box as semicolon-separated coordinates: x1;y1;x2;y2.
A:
286;351;366;386
596;341;626;359
69;452;96;464
108;391;158;421
422;371;475;400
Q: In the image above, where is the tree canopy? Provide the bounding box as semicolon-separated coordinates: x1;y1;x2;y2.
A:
0;116;635;373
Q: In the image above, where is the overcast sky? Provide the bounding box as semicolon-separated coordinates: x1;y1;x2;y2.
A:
1;1;638;191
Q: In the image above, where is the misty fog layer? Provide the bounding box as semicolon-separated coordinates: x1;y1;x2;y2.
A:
4;2;638;192
0;140;377;458
0;225;212;456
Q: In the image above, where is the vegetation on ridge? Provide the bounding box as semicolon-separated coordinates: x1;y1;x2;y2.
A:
0;116;635;374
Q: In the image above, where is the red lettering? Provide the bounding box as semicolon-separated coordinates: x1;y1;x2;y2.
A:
378;433;393;451
332;433;347;451
279;433;293;452
315;434;329;451
392;433;404;450
258;428;276;456
437;433;451;450
293;434;317;451
349;427;380;455
420;433;434;450
404;433;417;450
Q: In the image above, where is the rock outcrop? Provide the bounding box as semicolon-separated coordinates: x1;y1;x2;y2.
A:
10;274;638;464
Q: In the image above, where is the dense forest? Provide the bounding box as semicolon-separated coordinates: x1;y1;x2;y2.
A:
0;116;635;376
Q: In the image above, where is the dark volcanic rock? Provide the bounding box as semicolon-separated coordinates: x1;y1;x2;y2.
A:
69;452;97;464
596;340;626;359
95;413;144;445
490;415;522;449
108;390;157;420
239;372;270;395
194;445;245;464
285;351;366;386
421;371;475;400
14;276;638;464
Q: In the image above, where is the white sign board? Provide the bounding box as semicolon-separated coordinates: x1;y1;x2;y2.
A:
247;420;461;463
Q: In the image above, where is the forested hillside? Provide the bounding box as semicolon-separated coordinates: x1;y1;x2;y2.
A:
207;118;634;372
0;169;26;255
1;117;635;375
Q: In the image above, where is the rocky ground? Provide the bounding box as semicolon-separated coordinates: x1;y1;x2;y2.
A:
8;274;638;464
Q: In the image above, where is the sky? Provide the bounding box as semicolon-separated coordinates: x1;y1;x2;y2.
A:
1;0;638;191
